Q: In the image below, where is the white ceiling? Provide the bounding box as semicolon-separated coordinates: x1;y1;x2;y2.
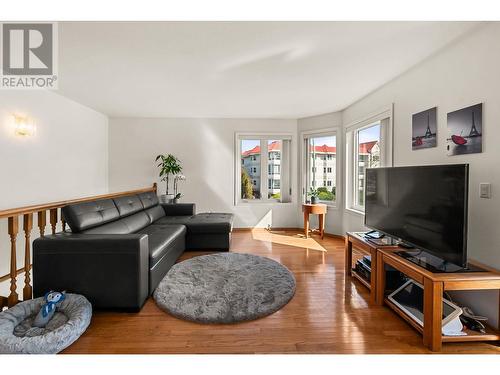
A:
58;21;481;119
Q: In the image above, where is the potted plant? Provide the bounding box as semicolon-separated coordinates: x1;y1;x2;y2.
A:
308;188;320;204
155;154;182;203
173;174;186;203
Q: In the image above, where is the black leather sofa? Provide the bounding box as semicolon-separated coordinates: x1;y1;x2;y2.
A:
33;191;234;310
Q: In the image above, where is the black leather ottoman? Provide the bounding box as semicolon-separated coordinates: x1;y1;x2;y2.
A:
185;213;234;250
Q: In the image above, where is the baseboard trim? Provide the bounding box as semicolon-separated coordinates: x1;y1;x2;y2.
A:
232;227;345;240
323;232;345;240
232;227;302;232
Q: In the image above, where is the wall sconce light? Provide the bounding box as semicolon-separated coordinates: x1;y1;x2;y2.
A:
13;115;36;137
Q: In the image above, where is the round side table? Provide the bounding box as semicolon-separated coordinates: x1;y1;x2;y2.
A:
302;204;327;239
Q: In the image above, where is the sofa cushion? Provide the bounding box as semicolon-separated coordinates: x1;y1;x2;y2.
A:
138;191;159;209
62;199;119;233
82;219;129;234
152;215;193;226
113;195;144;217
136;224;187;266
153;213;234;234
82;211;150;234
186;213;234;234
121;211;151;233
149;236;185;293
144;205;166;223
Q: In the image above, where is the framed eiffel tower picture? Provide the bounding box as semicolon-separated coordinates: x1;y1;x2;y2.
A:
412;107;437;150
447;103;483;156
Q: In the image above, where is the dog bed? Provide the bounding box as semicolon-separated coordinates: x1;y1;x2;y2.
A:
0;293;92;354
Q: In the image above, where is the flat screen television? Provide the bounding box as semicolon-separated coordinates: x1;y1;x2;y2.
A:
365;164;469;270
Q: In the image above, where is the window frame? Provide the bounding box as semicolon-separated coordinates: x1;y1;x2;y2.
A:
345;106;393;215
235;132;294;205
353;122;383;210
300;127;340;209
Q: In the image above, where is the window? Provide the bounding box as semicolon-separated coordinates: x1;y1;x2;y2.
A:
237;134;292;203
354;123;381;207
345;108;392;213
302;132;337;205
268;164;280;174
269;179;280;189
269;152;281;160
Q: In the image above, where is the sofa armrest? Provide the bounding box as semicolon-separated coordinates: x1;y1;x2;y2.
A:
161;203;196;216
33;233;149;310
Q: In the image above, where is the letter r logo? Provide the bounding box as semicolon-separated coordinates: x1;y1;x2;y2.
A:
2;23;53;75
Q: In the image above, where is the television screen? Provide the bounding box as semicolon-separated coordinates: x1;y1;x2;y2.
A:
365;164;469;267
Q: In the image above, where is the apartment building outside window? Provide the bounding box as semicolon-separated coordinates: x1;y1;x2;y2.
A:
345;108;392;213
301;130;338;205
355;124;381;206
236;134;292;203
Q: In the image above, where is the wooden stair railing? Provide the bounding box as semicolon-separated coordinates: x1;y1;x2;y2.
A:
0;183;157;309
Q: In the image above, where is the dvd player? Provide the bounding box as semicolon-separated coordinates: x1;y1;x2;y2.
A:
352;257;408;291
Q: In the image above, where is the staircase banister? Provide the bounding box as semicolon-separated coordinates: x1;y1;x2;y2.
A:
0;183;157;219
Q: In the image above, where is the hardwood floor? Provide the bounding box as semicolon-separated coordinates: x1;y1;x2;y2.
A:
63;229;500;354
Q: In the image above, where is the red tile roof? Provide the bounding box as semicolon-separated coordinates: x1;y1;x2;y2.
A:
242;141;281;157
242;141;339;157
313;144;336;153
242;145;261;157
268;141;280;151
358;140;378;154
242;140;378;156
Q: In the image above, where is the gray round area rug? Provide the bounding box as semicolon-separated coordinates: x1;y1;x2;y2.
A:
153;253;296;324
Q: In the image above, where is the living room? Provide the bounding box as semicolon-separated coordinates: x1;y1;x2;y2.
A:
1;0;500;372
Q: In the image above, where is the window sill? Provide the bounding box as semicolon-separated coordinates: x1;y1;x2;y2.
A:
315;202;338;209
345;207;365;216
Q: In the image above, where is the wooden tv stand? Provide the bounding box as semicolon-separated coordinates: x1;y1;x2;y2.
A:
344;232;385;304
345;232;500;351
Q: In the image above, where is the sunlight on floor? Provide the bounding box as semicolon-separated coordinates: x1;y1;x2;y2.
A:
251;228;327;252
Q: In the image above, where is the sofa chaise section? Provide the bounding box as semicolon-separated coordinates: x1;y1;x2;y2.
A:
155;211;234;251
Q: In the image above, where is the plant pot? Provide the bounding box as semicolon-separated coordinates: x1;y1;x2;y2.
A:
311;196;319;204
160;194;175;204
173;198;179;204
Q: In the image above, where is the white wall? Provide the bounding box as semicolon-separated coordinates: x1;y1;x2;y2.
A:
0;90;109;298
297;111;344;235
108;118;299;229
339;22;500;327
0;91;109;208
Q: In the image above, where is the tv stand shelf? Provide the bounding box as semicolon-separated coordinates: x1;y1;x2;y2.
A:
345;232;500;351
383;297;500;343
345;232;393;304
351;269;371;289
376;247;500;351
